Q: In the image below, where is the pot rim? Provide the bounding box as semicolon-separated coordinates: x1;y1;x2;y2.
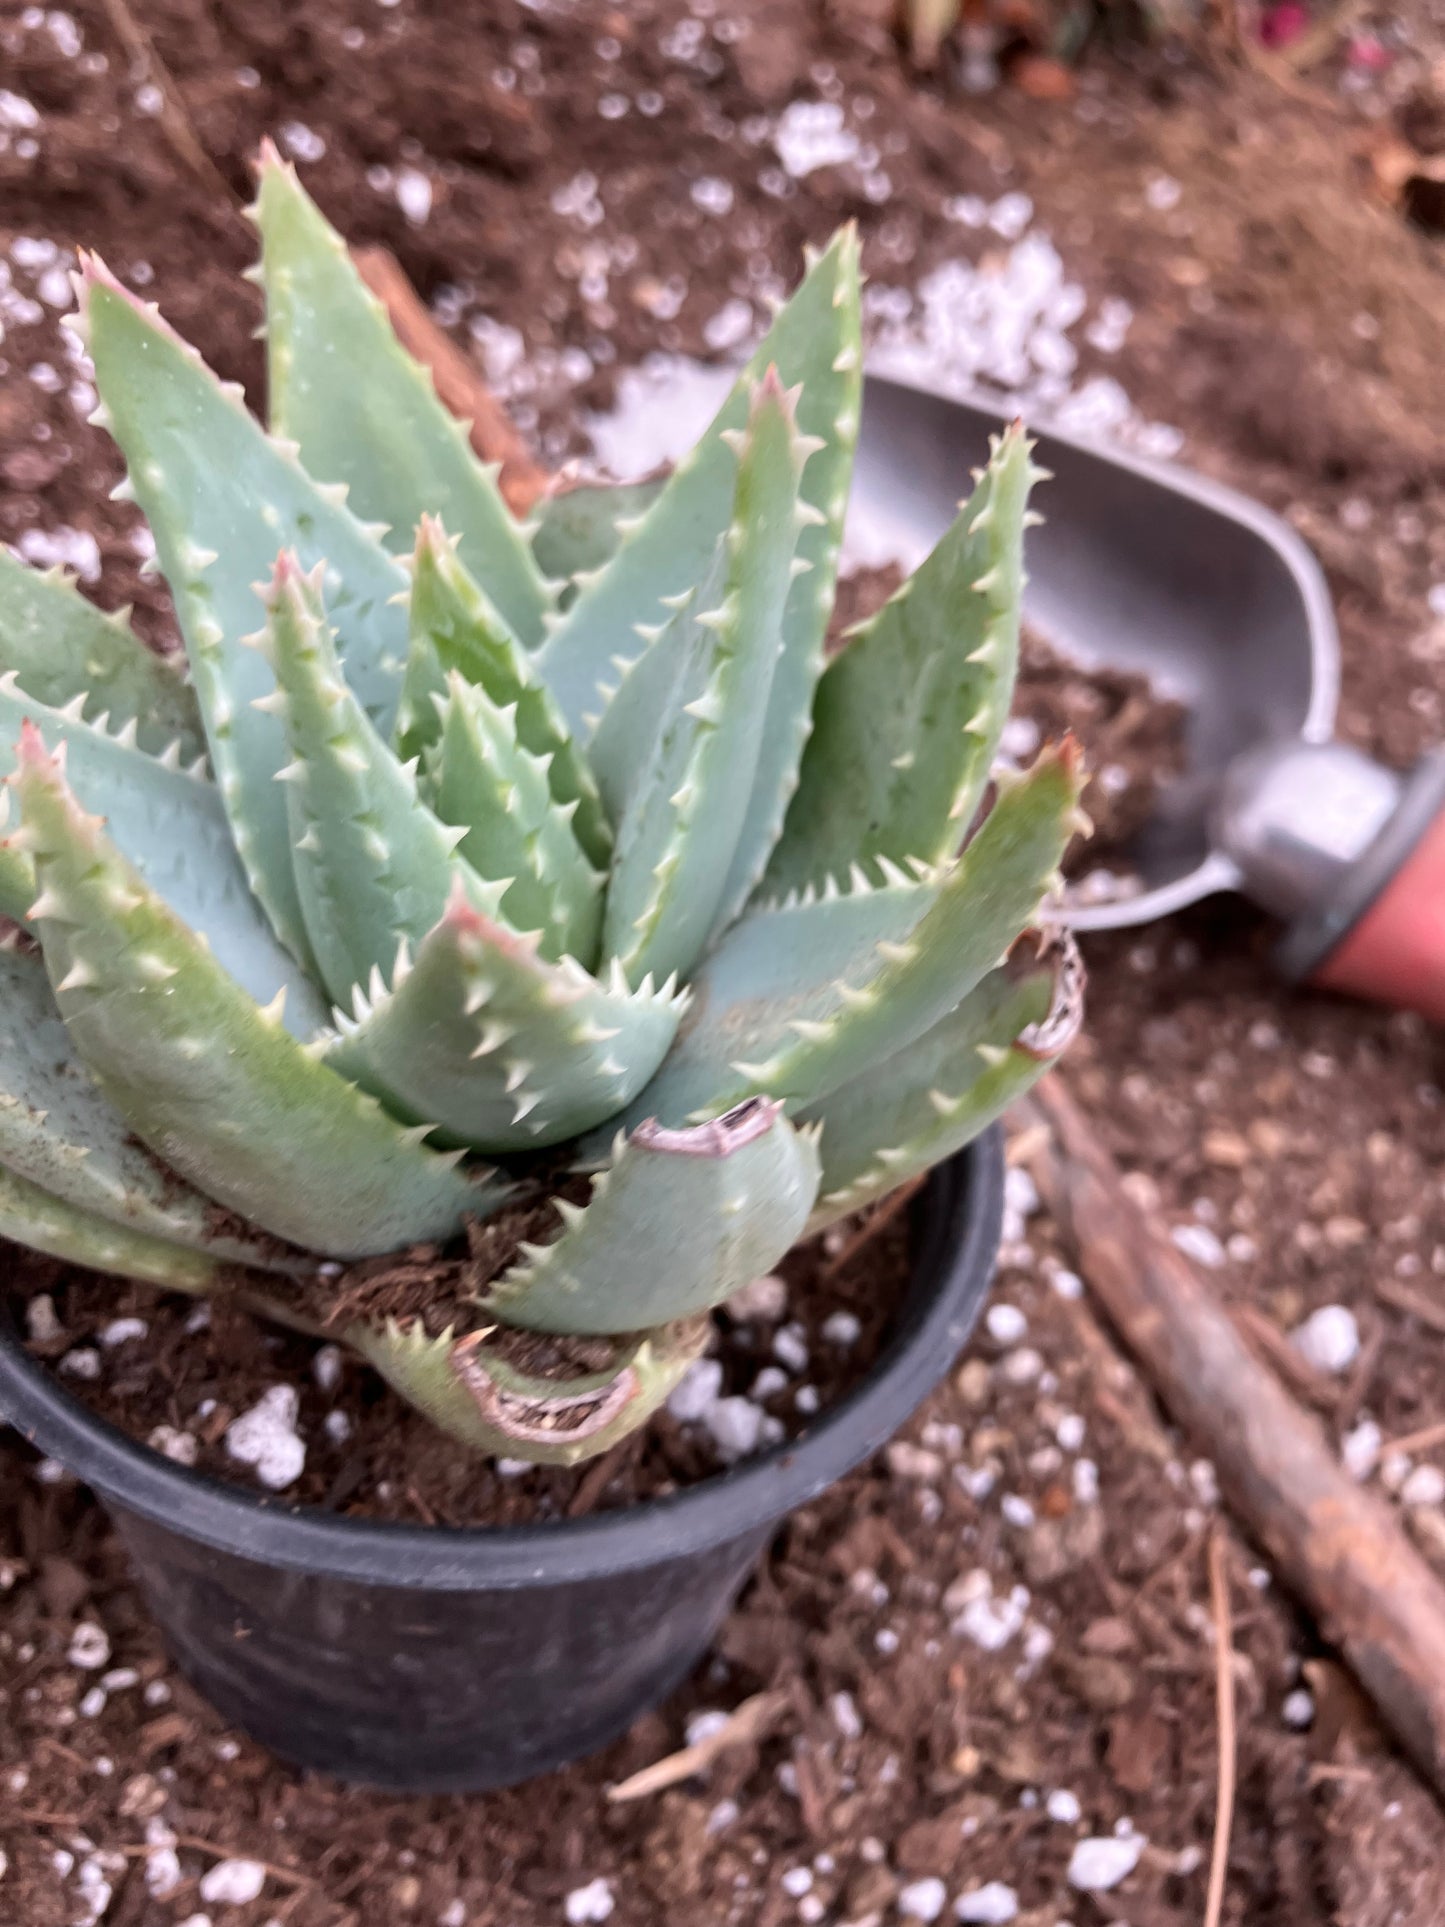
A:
0;1131;1003;1589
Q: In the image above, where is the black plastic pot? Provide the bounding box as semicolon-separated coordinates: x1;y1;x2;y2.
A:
0;1132;1003;1792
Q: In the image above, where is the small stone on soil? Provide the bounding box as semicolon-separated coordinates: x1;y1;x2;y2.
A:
955;1882;1019;1922
985;1303;1028;1345
99;1316;147;1346
1291;1304;1361;1375
198;1859;266;1905
1282;1688;1315;1729
667;1357;724;1423
564;1877;615;1923
67;1621;111;1669
898;1875;948;1920
147;1425;198;1467
1067;1832;1146;1891
1400;1463;1445;1507
224;1386;306;1491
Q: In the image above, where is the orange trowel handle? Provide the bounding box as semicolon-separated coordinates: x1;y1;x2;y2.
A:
1281;752;1445;1022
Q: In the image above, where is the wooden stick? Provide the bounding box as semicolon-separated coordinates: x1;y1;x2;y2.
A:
1203;1528;1237;1927
1024;1076;1445;1804
1381;1416;1445;1460
605;1691;787;1802
351;247;551;515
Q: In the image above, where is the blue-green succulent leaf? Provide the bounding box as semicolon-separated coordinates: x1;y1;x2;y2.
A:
483;1099;820;1334
611;742;1084;1129
764;423;1036;895
528;475;666;594
402;518;610;867
600;372;806;986
802;932;1083;1229
427;671;603;967
261;556;509;1008
0;549;204;763
79;255;409;966
353;1314;708;1465
0;1159;229;1294
0;942;313;1271
324;887;687;1152
535;227;862;743
253;146;553;645
0;672;326;1034
10;722;500;1258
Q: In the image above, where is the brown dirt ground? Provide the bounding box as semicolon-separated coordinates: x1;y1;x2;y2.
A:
3;1;1445;1923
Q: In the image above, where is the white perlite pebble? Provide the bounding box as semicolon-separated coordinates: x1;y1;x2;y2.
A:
148;1426;199;1467
985;1303;1027;1345
394;166;432;226
773;99;860;178
667;1357;724;1424
1046;1788;1082;1824
312;1345;344;1393
1401;1464;1445;1508
145;1844;182;1897
225;1386;306;1491
68;1622;111;1670
1067;1833;1145;1892
703;1396;767;1463
100;1317;147;1346
1282;1688;1315;1729
955;1882;1018;1922
1170;1223;1225;1268
898;1876;948;1920
951;1579;1030;1653
199;1860;266;1906
831;1689;863;1739
1291;1305;1360;1375
26;1295;61;1342
1004;1166;1039;1219
822;1310;861;1347
1341;1419;1381;1481
563;1878;615;1923
703;297;754;352
781;1867;813;1897
772;1323;809;1373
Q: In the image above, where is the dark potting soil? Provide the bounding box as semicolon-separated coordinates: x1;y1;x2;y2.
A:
1015;631;1189;882
20;1203;911;1526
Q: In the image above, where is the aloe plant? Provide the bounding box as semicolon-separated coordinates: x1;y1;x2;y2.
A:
0;148;1086;1466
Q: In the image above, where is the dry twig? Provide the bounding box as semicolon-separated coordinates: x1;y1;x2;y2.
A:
1380;1416;1445;1460
606;1691;787;1802
96;0;240;209
1204;1529;1237;1927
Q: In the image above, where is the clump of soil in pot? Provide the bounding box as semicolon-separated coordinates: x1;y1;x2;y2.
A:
14;1195;911;1528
